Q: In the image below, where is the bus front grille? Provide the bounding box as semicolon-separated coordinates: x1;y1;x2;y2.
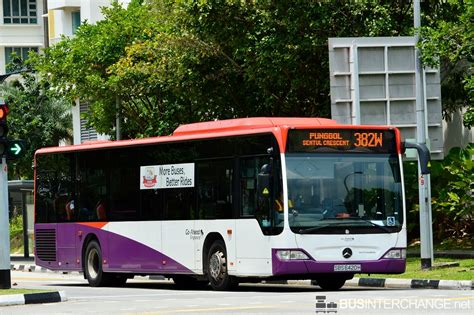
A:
35;229;57;262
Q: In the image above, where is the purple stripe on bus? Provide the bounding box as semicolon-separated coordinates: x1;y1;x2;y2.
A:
35;224;193;274
271;249;405;275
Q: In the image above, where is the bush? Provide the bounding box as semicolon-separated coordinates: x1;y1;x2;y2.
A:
405;144;474;246
9;215;23;240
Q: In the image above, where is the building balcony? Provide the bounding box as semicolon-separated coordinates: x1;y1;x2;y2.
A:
48;0;80;10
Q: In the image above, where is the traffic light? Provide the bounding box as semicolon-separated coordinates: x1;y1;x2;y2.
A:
0;99;26;160
0;102;9;157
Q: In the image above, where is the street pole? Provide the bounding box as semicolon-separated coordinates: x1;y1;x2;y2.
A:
414;0;434;269
116;95;121;141
0;157;11;289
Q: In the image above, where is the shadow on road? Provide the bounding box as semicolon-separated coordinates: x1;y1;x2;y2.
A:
41;280;387;293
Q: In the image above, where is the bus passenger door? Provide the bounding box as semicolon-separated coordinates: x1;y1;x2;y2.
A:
161;188;196;273
235;157;274;276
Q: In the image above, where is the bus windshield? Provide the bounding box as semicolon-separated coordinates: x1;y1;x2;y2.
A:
286;153;402;234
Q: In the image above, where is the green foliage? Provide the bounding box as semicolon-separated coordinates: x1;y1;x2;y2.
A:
419;0;473;127
405;144;474;243
32;0;159;137
31;1;472;137
9;215;22;240
33;0;416;138
0;73;72;179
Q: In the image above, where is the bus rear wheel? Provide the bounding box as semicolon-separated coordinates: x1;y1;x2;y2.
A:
207;240;238;291
315;277;346;291
84;240;127;287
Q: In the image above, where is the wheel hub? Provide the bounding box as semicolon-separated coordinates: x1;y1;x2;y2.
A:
87;248;99;280
209;251;225;281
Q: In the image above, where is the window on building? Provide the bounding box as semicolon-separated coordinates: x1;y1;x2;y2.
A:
3;0;37;24
4;47;38;71
71;11;80;34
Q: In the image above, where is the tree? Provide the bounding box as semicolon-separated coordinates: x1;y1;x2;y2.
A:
419;0;473;127
108;1;416;136
32;0;162;138
35;1;470;138
0;74;72;178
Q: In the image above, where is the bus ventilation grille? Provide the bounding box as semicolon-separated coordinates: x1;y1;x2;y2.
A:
35;229;57;262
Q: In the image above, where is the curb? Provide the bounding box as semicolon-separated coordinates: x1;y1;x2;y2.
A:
350;277;474;290
0;291;67;307
287;278;473;290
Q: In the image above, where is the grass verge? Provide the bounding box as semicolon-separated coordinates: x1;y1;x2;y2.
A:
369;257;474;281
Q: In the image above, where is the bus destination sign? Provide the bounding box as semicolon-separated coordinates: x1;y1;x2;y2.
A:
287;129;397;153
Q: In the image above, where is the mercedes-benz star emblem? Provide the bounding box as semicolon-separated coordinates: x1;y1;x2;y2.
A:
342;248;352;259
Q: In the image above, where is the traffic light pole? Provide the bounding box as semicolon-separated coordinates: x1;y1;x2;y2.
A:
414;0;434;269
0;157;11;289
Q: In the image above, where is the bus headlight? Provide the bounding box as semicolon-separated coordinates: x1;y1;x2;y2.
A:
276;250;310;261
383;249;406;259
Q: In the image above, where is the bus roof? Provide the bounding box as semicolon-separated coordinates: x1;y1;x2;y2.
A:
173;117;337;136
34;117;347;155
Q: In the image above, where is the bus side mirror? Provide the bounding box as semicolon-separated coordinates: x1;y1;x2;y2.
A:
402;142;431;175
257;164;271;199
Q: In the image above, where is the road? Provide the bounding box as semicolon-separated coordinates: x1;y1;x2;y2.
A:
2;271;473;314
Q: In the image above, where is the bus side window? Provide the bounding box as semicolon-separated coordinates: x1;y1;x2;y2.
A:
197;159;233;220
240;157;270;217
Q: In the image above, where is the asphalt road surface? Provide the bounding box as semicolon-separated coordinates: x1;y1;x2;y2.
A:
3;271;473;314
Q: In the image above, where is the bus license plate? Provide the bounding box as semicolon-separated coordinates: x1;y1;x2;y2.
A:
334;264;361;272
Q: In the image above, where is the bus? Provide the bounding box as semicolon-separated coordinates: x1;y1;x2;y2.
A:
34;117;430;290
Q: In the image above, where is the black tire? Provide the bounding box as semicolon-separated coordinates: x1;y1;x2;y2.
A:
84;240;127;287
172;275;208;290
207;240;238;291
315;278;346;291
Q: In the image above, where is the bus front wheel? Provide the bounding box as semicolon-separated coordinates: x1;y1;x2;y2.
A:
84;240;126;287
315;277;346;291
207;240;238;291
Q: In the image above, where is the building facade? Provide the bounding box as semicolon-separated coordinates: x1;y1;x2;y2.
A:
0;0;45;75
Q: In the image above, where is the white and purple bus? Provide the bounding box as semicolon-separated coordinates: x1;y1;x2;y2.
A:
34;117;429;290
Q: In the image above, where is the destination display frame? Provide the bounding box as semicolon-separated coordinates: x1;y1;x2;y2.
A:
287;129;397;154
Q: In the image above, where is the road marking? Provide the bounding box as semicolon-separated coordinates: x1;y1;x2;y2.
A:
148;304;274;314
72;292;200;300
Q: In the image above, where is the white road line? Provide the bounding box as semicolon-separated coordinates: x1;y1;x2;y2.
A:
72;292;199;299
